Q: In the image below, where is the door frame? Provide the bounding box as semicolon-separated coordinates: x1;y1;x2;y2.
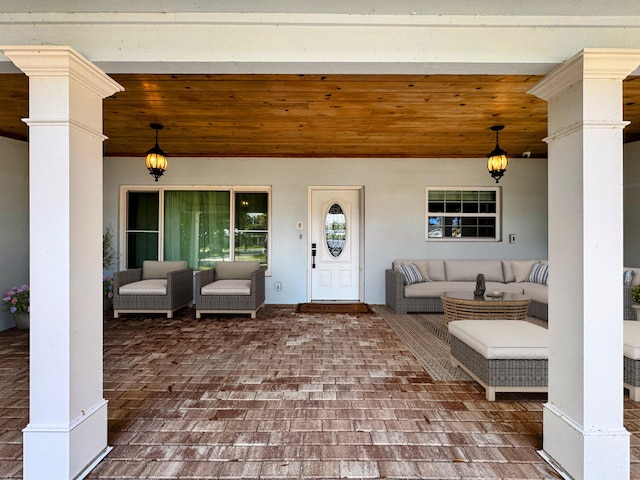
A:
307;185;365;302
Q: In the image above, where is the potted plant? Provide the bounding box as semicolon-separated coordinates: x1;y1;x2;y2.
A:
103;225;115;271
631;284;640;320
103;275;114;311
103;226;115;310
2;284;30;329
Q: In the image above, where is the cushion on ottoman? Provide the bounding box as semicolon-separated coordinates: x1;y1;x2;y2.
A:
624;321;640;360
448;319;548;401
448;320;548;359
624;321;640;401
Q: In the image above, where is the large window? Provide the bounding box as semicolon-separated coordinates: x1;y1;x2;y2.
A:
122;186;270;272
426;187;501;241
126;191;159;265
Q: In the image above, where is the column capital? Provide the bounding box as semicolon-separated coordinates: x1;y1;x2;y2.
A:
1;45;123;98
528;48;640;101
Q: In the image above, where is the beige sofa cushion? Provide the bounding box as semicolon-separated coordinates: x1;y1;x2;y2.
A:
427;260;446;281
502;261;516;283
404;281;523;298
215;261;260;280
142;260;188;280
444;260;504;282
511;260;537;283
119;279;167;295
519;281;548;304
393;260;430;281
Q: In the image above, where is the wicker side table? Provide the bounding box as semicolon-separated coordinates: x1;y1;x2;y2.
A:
441;291;531;323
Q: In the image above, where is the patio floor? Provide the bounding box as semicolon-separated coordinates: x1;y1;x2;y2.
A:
1;305;639;479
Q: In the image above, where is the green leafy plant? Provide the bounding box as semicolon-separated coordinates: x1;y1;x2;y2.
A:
632;285;640;305
2;285;30;315
103;226;115;270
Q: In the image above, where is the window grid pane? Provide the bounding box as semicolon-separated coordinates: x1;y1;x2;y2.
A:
126;191;160;267
426;188;500;241
234;192;268;267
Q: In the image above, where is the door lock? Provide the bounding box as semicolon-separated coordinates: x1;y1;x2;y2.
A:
311;243;317;268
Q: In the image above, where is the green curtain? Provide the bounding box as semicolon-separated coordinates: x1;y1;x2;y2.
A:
164;191;230;270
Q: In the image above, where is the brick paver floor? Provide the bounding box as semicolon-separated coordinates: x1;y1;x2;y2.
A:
1;305;639;479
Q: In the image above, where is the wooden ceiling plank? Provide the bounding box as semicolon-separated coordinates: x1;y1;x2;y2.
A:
3;73;640;158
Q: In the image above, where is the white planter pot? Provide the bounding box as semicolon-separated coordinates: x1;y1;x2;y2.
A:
632;304;640;321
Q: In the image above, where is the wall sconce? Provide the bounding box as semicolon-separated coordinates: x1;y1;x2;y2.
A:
145;123;168;182
487;125;508;183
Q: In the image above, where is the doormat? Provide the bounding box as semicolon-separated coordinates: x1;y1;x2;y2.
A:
295;303;372;314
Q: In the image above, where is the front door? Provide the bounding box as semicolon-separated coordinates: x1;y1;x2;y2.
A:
309;187;362;301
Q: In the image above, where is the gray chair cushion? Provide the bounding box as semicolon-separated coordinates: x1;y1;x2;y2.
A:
142;260;188;279
119;279;167;295
215;261;260;280
201;279;252;296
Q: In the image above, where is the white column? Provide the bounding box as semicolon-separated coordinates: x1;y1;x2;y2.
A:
529;49;640;480
0;46;123;480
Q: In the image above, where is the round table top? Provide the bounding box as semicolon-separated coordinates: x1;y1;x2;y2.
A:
442;291;529;302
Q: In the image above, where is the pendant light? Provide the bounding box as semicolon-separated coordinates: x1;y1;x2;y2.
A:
145;123;168;182
487;125;508;183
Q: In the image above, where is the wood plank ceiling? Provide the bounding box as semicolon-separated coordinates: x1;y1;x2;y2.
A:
1;73;639;158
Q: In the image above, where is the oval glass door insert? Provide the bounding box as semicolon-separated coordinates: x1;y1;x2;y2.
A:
325;203;346;257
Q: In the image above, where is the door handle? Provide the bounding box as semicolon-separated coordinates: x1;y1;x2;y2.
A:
311;243;316;268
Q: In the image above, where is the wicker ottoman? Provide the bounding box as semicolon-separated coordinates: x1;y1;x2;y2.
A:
624;321;640;401
448;320;548;401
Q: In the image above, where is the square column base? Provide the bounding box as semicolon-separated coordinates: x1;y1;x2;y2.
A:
23;399;110;480
541;403;629;480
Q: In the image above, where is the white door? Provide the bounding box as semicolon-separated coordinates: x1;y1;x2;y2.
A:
309;187;362;301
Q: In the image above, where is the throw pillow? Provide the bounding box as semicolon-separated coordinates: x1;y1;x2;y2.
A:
526;262;549;286
395;263;425;285
624;269;635;287
414;261;431;282
511;260;536;283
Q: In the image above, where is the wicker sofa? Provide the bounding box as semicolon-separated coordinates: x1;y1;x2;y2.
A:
386;259;640;322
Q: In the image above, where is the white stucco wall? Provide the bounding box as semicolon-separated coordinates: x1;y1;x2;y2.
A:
625;140;640;267
1;141;637;324
103;155;549;305
0;137;29;330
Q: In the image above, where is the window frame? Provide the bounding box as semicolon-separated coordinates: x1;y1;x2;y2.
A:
425;186;501;242
119;185;272;275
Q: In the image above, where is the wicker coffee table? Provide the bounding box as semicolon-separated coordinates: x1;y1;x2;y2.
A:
441;291;530;323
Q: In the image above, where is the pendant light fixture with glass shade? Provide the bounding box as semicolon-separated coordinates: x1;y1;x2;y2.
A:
145;123;168;182
487;125;508;183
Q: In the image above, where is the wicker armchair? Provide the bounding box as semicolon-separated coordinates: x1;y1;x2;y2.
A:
113;260;194;318
195;261;265;319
